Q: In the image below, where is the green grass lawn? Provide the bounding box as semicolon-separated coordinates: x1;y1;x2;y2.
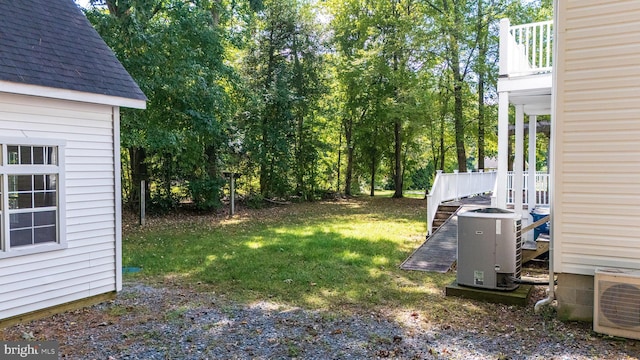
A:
360;189;426;199
123;195;456;314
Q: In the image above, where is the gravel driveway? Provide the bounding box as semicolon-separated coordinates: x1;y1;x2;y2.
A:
2;281;639;359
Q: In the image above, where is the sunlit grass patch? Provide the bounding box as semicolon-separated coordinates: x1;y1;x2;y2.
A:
123;196;456;316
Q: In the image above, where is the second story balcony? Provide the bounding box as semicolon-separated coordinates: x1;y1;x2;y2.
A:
495;18;553;216
498;18;553;117
500;19;553;78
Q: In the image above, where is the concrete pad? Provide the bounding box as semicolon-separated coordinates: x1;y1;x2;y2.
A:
445;281;533;306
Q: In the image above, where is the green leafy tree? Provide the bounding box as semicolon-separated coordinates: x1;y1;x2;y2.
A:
330;0;429;198
82;0;551;208
238;0;328;198
87;0;234;211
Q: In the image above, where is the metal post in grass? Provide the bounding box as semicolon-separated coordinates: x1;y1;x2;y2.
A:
223;171;241;216
140;180;146;226
230;172;236;216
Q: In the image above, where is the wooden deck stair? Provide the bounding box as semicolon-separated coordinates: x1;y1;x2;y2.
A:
522;234;550;264
431;204;460;235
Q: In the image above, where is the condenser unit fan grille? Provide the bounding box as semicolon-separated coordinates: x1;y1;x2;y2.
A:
514;219;522;279
598;281;640;329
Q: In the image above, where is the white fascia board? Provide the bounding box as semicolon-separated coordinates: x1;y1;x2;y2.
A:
510;94;551;105
0;80;146;109
522;106;552;116
497;73;553;93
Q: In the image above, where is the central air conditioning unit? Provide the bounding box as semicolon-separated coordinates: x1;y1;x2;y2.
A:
457;208;522;291
594;268;640;340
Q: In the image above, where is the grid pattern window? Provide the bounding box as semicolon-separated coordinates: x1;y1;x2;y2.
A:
0;141;65;256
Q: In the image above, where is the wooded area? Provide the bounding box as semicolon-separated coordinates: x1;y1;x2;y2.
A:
84;0;551;211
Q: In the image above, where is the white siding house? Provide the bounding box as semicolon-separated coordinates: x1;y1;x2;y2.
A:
0;0;145;323
553;0;640;275
497;0;640;322
551;0;640;320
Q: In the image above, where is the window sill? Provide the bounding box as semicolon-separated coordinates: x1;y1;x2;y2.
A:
0;242;68;259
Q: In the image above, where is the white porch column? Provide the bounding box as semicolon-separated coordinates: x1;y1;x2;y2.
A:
496;90;510;208
528;115;537;211
514;105;525;216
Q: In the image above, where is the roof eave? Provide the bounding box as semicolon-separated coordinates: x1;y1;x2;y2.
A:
0;80;147;109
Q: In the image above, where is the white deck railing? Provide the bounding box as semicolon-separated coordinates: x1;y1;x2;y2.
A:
426;170;497;235
500;19;553;77
506;171;549;206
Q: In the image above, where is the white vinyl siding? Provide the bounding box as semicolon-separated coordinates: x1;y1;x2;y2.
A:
0;92;119;319
553;0;640;275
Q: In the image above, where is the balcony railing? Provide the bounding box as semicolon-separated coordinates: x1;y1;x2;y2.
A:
506;171;549;206
426;170;497;235
500;19;553;77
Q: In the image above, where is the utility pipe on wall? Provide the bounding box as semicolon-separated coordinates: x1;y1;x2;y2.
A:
534;236;555;312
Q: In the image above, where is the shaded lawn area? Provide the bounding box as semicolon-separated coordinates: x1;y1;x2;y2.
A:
123;196;454;314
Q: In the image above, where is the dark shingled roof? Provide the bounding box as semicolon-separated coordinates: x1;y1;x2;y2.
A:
0;0;146;102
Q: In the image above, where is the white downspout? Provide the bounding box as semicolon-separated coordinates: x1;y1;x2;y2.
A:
535;0;559;313
534;236;554;312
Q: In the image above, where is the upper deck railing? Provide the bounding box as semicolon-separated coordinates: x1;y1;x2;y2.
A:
499;19;553;77
506;171;549;206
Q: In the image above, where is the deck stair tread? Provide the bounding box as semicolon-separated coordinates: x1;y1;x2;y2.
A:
521;233;551;263
536;233;550;242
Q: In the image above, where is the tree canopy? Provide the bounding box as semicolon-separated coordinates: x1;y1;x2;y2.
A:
82;0;552;209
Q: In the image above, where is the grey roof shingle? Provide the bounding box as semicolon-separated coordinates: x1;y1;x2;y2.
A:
0;0;146;102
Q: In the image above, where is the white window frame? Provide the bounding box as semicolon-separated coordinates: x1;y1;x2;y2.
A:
0;137;66;258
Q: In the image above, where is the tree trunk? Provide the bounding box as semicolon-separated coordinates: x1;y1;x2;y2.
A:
337;129;342;192
163;152;172;203
391;42;403;198
344;105;367;196
393;118;403;198
443;0;467;172
477;80;486;171
439;124;445;170
369;150;376;197
211;0;221;26
292;32;306;195
477;0;487;171
128;147;148;211
439;90;447;171
453;81;466;172
205;145;219;178
428;114;439;172
260;26;277;196
344;118;354;196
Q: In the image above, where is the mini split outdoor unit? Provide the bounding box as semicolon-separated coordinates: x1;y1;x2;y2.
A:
457;208;522;291
594;268;640;340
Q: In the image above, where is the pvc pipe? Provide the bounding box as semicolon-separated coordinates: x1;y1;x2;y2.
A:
535;210;554;312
